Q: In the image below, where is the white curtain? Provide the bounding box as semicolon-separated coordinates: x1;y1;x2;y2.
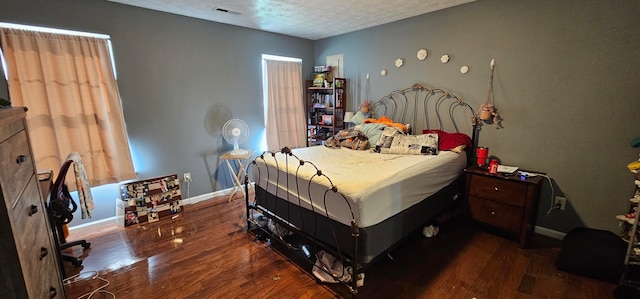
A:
264;59;306;151
0;28;136;187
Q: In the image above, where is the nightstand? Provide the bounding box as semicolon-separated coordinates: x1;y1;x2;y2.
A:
465;166;543;248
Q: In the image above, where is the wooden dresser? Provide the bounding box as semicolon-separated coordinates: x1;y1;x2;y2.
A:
465;166;543;248
0;107;66;298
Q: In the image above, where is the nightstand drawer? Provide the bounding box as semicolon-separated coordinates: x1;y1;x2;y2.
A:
469;175;528;207
469;196;523;234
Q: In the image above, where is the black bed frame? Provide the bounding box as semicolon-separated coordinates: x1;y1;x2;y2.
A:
245;84;480;297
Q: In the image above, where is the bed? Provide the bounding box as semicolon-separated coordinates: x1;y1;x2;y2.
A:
245;83;479;296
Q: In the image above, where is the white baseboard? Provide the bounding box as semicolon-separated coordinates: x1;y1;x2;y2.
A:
68;216;118;234
69;185;247;234
534;226;566;240
182;189;227;205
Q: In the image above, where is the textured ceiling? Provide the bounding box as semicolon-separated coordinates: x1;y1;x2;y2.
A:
107;0;476;40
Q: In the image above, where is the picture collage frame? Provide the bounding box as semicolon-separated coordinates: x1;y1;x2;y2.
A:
120;174;183;227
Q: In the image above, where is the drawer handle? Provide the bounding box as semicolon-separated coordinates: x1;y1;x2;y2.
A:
491;211;496;216
494;186;499;192
39;247;48;260
28;204;38;216
49;286;57;298
16;154;27;164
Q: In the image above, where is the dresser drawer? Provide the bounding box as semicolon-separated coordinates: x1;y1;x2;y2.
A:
469;195;524;234
469;175;528;207
0;114;25;142
0;130;35;208
10;176;63;298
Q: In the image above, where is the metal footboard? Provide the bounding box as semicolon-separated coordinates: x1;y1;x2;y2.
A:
245;147;362;296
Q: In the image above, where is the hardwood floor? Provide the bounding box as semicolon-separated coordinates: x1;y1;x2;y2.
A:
62;195;618;299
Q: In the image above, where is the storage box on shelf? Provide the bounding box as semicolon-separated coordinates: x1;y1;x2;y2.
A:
305;78;346;146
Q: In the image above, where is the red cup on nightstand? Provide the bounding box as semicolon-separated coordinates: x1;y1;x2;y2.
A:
476;147;488;167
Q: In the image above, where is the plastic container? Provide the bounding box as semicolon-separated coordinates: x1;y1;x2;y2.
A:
476;147;489;167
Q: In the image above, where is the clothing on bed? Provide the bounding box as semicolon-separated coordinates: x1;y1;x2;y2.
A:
350;111;368;126
423;129;473;152
364;115;408;132
339;113;410;149
355;123;386;145
324;127;369;150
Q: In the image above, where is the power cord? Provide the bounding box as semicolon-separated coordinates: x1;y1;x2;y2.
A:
184;180;190;199
64;271;115;299
541;174;557;217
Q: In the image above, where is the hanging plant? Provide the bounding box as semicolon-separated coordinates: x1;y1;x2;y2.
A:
479;102;501;126
479;59;502;129
479;103;494;121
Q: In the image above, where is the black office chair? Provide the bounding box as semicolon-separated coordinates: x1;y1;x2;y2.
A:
47;159;91;267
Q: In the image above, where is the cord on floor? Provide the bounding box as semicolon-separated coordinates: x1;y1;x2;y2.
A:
63;271;115;299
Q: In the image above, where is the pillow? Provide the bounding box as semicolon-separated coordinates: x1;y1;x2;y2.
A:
350;111;368;126
423;129;472;152
377;133;439;155
377;126;405;148
448;144;467;153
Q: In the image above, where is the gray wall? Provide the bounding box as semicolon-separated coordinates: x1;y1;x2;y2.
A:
0;0;314;226
315;0;640;233
2;0;639;234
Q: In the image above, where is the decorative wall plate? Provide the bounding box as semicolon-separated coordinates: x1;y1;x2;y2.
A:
380;69;387;76
460;65;469;74
417;49;428;60
395;58;404;68
440;54;450;63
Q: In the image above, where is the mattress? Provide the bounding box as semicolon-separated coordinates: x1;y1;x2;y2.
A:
251;146;467;228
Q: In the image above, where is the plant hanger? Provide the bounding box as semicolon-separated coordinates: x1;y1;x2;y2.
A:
479;59;502;129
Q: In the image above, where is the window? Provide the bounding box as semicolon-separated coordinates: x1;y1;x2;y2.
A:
261;54;306;151
0;23;136;187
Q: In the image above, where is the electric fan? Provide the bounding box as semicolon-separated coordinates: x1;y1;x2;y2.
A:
222;119;250;155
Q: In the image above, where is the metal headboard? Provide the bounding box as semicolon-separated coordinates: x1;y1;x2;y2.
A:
369;83;480;149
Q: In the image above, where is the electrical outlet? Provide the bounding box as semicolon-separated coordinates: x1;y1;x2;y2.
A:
183;173;192;182
554;196;567;210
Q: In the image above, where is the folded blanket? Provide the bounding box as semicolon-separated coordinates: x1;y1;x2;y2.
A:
324;127;369;150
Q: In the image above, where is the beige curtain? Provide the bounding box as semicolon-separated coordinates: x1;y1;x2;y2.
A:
0;28;136;187
264;59;306;151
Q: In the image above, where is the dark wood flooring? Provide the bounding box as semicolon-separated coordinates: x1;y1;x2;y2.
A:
62;195;619;299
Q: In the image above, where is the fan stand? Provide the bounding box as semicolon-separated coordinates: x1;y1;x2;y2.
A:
230;142;248;156
220;148;254;201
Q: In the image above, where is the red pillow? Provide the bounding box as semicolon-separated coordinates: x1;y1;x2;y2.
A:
423;129;472;151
